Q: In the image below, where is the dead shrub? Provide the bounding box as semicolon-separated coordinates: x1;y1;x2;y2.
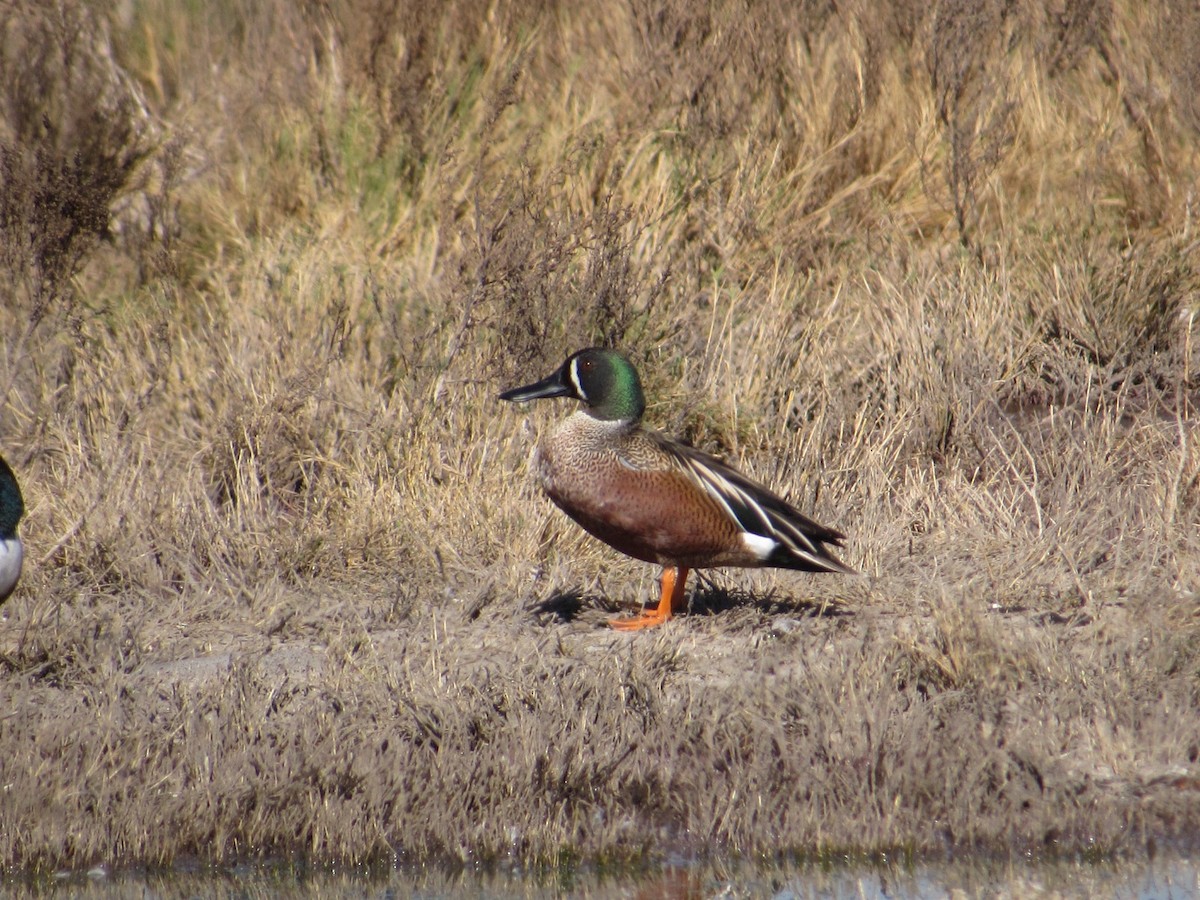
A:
0;1;154;316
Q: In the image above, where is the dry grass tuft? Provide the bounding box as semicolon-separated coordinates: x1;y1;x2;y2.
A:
1;0;1198;875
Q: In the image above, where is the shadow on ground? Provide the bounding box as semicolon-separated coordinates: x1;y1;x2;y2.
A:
526;579;854;626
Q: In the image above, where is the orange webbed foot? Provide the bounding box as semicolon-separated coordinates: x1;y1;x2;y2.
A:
607;565;689;632
609;609;673;630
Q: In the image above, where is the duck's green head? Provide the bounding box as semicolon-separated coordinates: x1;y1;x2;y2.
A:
0;455;23;539
499;348;646;422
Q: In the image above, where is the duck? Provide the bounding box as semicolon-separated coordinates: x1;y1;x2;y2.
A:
499;348;855;629
0;454;24;603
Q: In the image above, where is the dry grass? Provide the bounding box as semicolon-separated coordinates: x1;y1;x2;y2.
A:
1;0;1199;875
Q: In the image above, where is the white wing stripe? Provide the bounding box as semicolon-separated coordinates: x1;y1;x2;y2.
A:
687;455;825;561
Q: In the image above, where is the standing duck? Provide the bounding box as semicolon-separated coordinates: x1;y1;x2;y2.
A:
500;348;855;629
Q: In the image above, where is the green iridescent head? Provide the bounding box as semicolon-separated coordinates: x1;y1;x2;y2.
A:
499;348;646;422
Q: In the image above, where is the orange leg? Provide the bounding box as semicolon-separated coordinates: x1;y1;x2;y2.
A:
609;566;690;631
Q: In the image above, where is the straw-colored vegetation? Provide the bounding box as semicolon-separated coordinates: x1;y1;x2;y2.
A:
1;0;1198;874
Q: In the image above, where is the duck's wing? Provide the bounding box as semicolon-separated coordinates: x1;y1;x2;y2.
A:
660;435;857;575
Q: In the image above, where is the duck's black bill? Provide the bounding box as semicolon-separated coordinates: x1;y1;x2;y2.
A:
499;370;572;403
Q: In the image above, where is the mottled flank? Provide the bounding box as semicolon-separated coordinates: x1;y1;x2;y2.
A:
535;412;754;567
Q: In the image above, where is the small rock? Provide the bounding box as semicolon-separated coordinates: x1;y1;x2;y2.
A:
771;617;803;636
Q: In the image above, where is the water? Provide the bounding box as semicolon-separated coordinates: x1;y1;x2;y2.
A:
10;852;1199;899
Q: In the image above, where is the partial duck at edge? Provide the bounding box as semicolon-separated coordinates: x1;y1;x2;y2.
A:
0;454;25;603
